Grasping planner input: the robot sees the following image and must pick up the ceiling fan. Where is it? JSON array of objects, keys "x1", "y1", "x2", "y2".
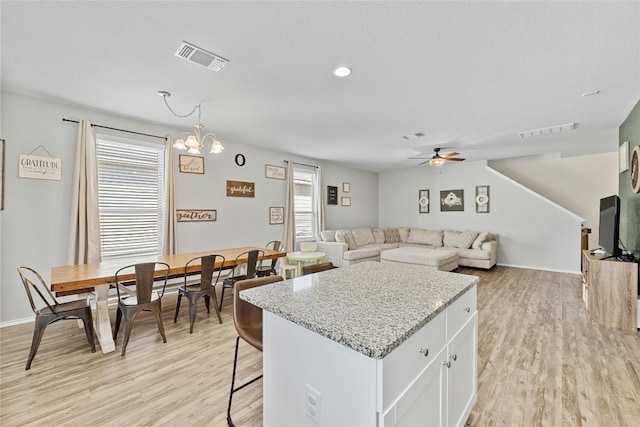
[{"x1": 411, "y1": 148, "x2": 466, "y2": 167}]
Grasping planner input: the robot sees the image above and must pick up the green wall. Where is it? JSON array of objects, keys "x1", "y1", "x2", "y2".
[{"x1": 619, "y1": 99, "x2": 640, "y2": 262}]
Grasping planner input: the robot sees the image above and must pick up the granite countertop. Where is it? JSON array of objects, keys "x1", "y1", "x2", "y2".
[{"x1": 240, "y1": 261, "x2": 478, "y2": 359}]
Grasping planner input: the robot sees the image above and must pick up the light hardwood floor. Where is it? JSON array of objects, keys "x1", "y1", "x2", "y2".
[{"x1": 1, "y1": 266, "x2": 639, "y2": 426}]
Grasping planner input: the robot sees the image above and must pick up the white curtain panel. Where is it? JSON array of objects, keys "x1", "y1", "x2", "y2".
[
  {"x1": 283, "y1": 160, "x2": 296, "y2": 252},
  {"x1": 67, "y1": 120, "x2": 101, "y2": 264},
  {"x1": 315, "y1": 165, "x2": 325, "y2": 238},
  {"x1": 163, "y1": 136, "x2": 177, "y2": 255}
]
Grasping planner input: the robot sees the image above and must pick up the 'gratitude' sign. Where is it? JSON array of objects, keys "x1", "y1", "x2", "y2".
[{"x1": 19, "y1": 154, "x2": 62, "y2": 181}]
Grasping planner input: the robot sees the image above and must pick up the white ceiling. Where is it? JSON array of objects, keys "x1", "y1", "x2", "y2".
[{"x1": 2, "y1": 1, "x2": 639, "y2": 172}]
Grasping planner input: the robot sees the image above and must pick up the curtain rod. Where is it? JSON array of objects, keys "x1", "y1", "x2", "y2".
[
  {"x1": 284, "y1": 160, "x2": 318, "y2": 169},
  {"x1": 62, "y1": 118, "x2": 167, "y2": 140}
]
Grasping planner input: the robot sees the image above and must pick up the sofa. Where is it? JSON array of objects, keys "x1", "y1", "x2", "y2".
[{"x1": 316, "y1": 227, "x2": 498, "y2": 269}]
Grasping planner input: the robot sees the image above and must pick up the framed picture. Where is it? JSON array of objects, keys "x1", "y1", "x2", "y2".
[
  {"x1": 226, "y1": 180, "x2": 255, "y2": 197},
  {"x1": 179, "y1": 154, "x2": 204, "y2": 174},
  {"x1": 341, "y1": 197, "x2": 351, "y2": 206},
  {"x1": 327, "y1": 185, "x2": 338, "y2": 205},
  {"x1": 440, "y1": 189, "x2": 464, "y2": 212},
  {"x1": 620, "y1": 141, "x2": 629, "y2": 172},
  {"x1": 176, "y1": 209, "x2": 217, "y2": 222},
  {"x1": 269, "y1": 206, "x2": 284, "y2": 224},
  {"x1": 418, "y1": 189, "x2": 429, "y2": 213},
  {"x1": 265, "y1": 164, "x2": 286, "y2": 180},
  {"x1": 475, "y1": 185, "x2": 490, "y2": 213},
  {"x1": 343, "y1": 182, "x2": 350, "y2": 193}
]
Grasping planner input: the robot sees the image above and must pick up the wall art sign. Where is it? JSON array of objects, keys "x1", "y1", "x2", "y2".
[
  {"x1": 475, "y1": 185, "x2": 490, "y2": 213},
  {"x1": 341, "y1": 196, "x2": 351, "y2": 207},
  {"x1": 19, "y1": 154, "x2": 62, "y2": 181},
  {"x1": 327, "y1": 185, "x2": 338, "y2": 205},
  {"x1": 265, "y1": 164, "x2": 286, "y2": 180},
  {"x1": 440, "y1": 189, "x2": 464, "y2": 212},
  {"x1": 179, "y1": 155, "x2": 204, "y2": 174},
  {"x1": 235, "y1": 153, "x2": 246, "y2": 167},
  {"x1": 269, "y1": 206, "x2": 284, "y2": 224},
  {"x1": 631, "y1": 145, "x2": 640, "y2": 193},
  {"x1": 418, "y1": 189, "x2": 430, "y2": 213},
  {"x1": 619, "y1": 141, "x2": 629, "y2": 173},
  {"x1": 176, "y1": 209, "x2": 217, "y2": 222},
  {"x1": 226, "y1": 180, "x2": 255, "y2": 197},
  {"x1": 342, "y1": 182, "x2": 350, "y2": 193}
]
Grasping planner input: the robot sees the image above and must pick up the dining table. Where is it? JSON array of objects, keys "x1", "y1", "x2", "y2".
[{"x1": 50, "y1": 246, "x2": 286, "y2": 354}]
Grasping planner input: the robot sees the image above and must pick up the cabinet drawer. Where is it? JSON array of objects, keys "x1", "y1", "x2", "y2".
[
  {"x1": 447, "y1": 286, "x2": 477, "y2": 339},
  {"x1": 381, "y1": 310, "x2": 446, "y2": 412}
]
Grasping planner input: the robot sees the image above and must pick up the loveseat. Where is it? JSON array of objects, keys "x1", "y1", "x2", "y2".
[{"x1": 316, "y1": 227, "x2": 498, "y2": 269}]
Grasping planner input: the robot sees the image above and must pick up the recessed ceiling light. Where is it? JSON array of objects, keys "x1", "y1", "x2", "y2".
[{"x1": 333, "y1": 66, "x2": 352, "y2": 77}]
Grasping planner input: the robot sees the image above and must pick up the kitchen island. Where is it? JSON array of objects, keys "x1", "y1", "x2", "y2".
[{"x1": 241, "y1": 261, "x2": 479, "y2": 426}]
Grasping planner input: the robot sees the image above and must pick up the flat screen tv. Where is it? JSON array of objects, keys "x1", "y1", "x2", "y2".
[{"x1": 598, "y1": 195, "x2": 621, "y2": 257}]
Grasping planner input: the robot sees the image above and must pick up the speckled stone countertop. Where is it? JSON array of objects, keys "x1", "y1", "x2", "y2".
[{"x1": 240, "y1": 261, "x2": 478, "y2": 359}]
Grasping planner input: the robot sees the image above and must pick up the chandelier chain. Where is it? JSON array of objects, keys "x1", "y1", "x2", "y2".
[{"x1": 162, "y1": 94, "x2": 200, "y2": 119}]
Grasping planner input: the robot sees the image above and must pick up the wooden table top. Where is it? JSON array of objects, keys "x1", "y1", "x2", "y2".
[{"x1": 51, "y1": 246, "x2": 286, "y2": 293}]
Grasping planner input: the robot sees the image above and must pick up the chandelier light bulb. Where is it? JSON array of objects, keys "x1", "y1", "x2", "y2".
[
  {"x1": 210, "y1": 139, "x2": 224, "y2": 154},
  {"x1": 188, "y1": 146, "x2": 201, "y2": 155},
  {"x1": 173, "y1": 138, "x2": 186, "y2": 150}
]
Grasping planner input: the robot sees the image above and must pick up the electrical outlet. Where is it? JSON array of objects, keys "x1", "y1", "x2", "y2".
[{"x1": 305, "y1": 384, "x2": 321, "y2": 424}]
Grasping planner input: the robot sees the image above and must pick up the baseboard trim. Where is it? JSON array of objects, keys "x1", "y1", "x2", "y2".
[{"x1": 497, "y1": 262, "x2": 581, "y2": 275}]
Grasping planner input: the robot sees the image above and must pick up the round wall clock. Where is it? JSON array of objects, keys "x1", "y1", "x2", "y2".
[{"x1": 631, "y1": 145, "x2": 640, "y2": 193}]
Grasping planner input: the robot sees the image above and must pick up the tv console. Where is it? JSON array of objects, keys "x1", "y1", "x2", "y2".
[{"x1": 581, "y1": 250, "x2": 638, "y2": 331}]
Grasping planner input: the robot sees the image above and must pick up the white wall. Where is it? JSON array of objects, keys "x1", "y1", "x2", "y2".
[
  {"x1": 489, "y1": 152, "x2": 618, "y2": 249},
  {"x1": 378, "y1": 161, "x2": 584, "y2": 273},
  {"x1": 0, "y1": 91, "x2": 378, "y2": 324}
]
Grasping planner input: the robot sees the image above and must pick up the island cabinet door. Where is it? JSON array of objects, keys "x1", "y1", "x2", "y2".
[
  {"x1": 445, "y1": 312, "x2": 478, "y2": 427},
  {"x1": 381, "y1": 348, "x2": 446, "y2": 427}
]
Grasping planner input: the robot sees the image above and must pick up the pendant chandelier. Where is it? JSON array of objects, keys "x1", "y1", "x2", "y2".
[{"x1": 158, "y1": 91, "x2": 224, "y2": 155}]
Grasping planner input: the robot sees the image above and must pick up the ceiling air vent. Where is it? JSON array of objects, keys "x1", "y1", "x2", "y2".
[
  {"x1": 175, "y1": 41, "x2": 229, "y2": 72},
  {"x1": 519, "y1": 122, "x2": 576, "y2": 138}
]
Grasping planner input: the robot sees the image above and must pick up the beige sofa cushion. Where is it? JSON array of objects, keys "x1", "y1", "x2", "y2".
[
  {"x1": 352, "y1": 228, "x2": 375, "y2": 247},
  {"x1": 443, "y1": 230, "x2": 461, "y2": 247},
  {"x1": 320, "y1": 230, "x2": 336, "y2": 242},
  {"x1": 342, "y1": 246, "x2": 380, "y2": 261},
  {"x1": 472, "y1": 232, "x2": 489, "y2": 249},
  {"x1": 455, "y1": 230, "x2": 479, "y2": 249},
  {"x1": 407, "y1": 228, "x2": 443, "y2": 247},
  {"x1": 398, "y1": 227, "x2": 410, "y2": 242},
  {"x1": 383, "y1": 228, "x2": 401, "y2": 243}
]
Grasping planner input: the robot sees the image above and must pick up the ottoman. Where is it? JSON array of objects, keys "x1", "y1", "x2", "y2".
[{"x1": 380, "y1": 246, "x2": 459, "y2": 271}]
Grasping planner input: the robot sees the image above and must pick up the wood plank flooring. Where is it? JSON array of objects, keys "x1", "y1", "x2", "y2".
[{"x1": 1, "y1": 266, "x2": 639, "y2": 426}]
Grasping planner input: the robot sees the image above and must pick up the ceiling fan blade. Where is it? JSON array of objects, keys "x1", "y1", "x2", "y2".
[
  {"x1": 418, "y1": 160, "x2": 429, "y2": 165},
  {"x1": 445, "y1": 157, "x2": 465, "y2": 162},
  {"x1": 442, "y1": 152, "x2": 460, "y2": 157},
  {"x1": 409, "y1": 157, "x2": 430, "y2": 159}
]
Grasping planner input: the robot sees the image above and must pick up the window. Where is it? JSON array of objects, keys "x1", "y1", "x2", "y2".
[
  {"x1": 293, "y1": 164, "x2": 319, "y2": 242},
  {"x1": 96, "y1": 135, "x2": 165, "y2": 259}
]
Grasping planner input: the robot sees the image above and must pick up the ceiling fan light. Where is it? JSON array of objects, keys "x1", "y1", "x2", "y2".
[{"x1": 429, "y1": 157, "x2": 445, "y2": 167}]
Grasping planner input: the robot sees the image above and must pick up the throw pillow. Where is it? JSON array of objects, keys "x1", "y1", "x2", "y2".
[
  {"x1": 472, "y1": 232, "x2": 489, "y2": 249},
  {"x1": 320, "y1": 230, "x2": 336, "y2": 242},
  {"x1": 334, "y1": 230, "x2": 347, "y2": 244},
  {"x1": 407, "y1": 228, "x2": 444, "y2": 247},
  {"x1": 397, "y1": 227, "x2": 410, "y2": 242},
  {"x1": 443, "y1": 230, "x2": 461, "y2": 247},
  {"x1": 342, "y1": 230, "x2": 357, "y2": 250},
  {"x1": 455, "y1": 230, "x2": 479, "y2": 249},
  {"x1": 352, "y1": 228, "x2": 375, "y2": 247},
  {"x1": 372, "y1": 228, "x2": 385, "y2": 244},
  {"x1": 383, "y1": 228, "x2": 401, "y2": 243}
]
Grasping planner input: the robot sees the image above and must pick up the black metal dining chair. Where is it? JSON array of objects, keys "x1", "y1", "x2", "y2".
[
  {"x1": 18, "y1": 266, "x2": 96, "y2": 370},
  {"x1": 256, "y1": 240, "x2": 282, "y2": 277},
  {"x1": 174, "y1": 254, "x2": 225, "y2": 333},
  {"x1": 113, "y1": 262, "x2": 170, "y2": 356},
  {"x1": 219, "y1": 249, "x2": 263, "y2": 312}
]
